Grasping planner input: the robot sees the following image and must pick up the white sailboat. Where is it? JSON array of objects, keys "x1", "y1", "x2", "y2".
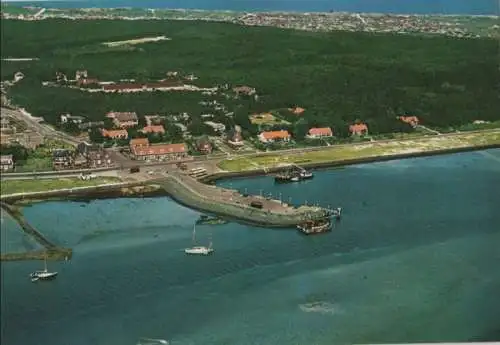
[
  {"x1": 30, "y1": 255, "x2": 58, "y2": 282},
  {"x1": 184, "y1": 224, "x2": 214, "y2": 255}
]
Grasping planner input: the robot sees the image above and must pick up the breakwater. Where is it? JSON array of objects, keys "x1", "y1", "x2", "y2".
[
  {"x1": 0, "y1": 202, "x2": 72, "y2": 261},
  {"x1": 156, "y1": 173, "x2": 329, "y2": 228},
  {"x1": 204, "y1": 143, "x2": 500, "y2": 183}
]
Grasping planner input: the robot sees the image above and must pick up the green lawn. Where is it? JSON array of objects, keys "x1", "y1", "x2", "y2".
[
  {"x1": 218, "y1": 130, "x2": 500, "y2": 171},
  {"x1": 1, "y1": 177, "x2": 122, "y2": 195}
]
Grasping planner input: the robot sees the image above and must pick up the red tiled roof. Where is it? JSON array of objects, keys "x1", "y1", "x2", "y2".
[
  {"x1": 101, "y1": 129, "x2": 128, "y2": 138},
  {"x1": 129, "y1": 138, "x2": 149, "y2": 147},
  {"x1": 398, "y1": 116, "x2": 419, "y2": 125},
  {"x1": 308, "y1": 127, "x2": 333, "y2": 136},
  {"x1": 260, "y1": 130, "x2": 291, "y2": 140},
  {"x1": 132, "y1": 143, "x2": 187, "y2": 156},
  {"x1": 289, "y1": 107, "x2": 305, "y2": 115},
  {"x1": 349, "y1": 123, "x2": 368, "y2": 133},
  {"x1": 141, "y1": 125, "x2": 165, "y2": 134}
]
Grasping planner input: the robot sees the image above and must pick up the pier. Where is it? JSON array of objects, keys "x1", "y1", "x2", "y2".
[{"x1": 154, "y1": 172, "x2": 330, "y2": 227}]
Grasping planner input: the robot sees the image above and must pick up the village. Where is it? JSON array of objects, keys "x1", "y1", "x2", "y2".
[{"x1": 1, "y1": 67, "x2": 428, "y2": 174}]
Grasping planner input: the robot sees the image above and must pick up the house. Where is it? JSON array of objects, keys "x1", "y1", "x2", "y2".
[
  {"x1": 233, "y1": 85, "x2": 256, "y2": 96},
  {"x1": 60, "y1": 113, "x2": 85, "y2": 124},
  {"x1": 141, "y1": 125, "x2": 165, "y2": 135},
  {"x1": 77, "y1": 142, "x2": 112, "y2": 168},
  {"x1": 398, "y1": 116, "x2": 420, "y2": 128},
  {"x1": 204, "y1": 121, "x2": 226, "y2": 133},
  {"x1": 106, "y1": 112, "x2": 138, "y2": 128},
  {"x1": 75, "y1": 70, "x2": 88, "y2": 80},
  {"x1": 129, "y1": 137, "x2": 149, "y2": 149},
  {"x1": 227, "y1": 125, "x2": 244, "y2": 148},
  {"x1": 14, "y1": 72, "x2": 24, "y2": 82},
  {"x1": 131, "y1": 143, "x2": 188, "y2": 161},
  {"x1": 289, "y1": 106, "x2": 305, "y2": 115},
  {"x1": 1, "y1": 117, "x2": 12, "y2": 132},
  {"x1": 76, "y1": 78, "x2": 99, "y2": 86},
  {"x1": 144, "y1": 115, "x2": 163, "y2": 126},
  {"x1": 258, "y1": 130, "x2": 291, "y2": 143},
  {"x1": 101, "y1": 129, "x2": 128, "y2": 140},
  {"x1": 52, "y1": 149, "x2": 74, "y2": 170},
  {"x1": 0, "y1": 154, "x2": 14, "y2": 171},
  {"x1": 78, "y1": 121, "x2": 105, "y2": 131},
  {"x1": 349, "y1": 123, "x2": 369, "y2": 136},
  {"x1": 196, "y1": 137, "x2": 213, "y2": 154},
  {"x1": 307, "y1": 127, "x2": 333, "y2": 139}
]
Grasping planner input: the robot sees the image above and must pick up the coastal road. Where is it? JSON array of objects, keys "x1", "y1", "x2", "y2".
[
  {"x1": 1, "y1": 107, "x2": 82, "y2": 146},
  {"x1": 1, "y1": 128, "x2": 499, "y2": 179}
]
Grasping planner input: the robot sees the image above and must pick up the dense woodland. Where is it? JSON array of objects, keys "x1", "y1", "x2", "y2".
[{"x1": 1, "y1": 19, "x2": 499, "y2": 140}]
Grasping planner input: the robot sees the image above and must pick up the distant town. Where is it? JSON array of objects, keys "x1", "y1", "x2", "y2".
[{"x1": 1, "y1": 5, "x2": 499, "y2": 39}]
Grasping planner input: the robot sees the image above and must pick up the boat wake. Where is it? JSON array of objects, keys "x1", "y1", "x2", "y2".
[
  {"x1": 137, "y1": 338, "x2": 169, "y2": 345},
  {"x1": 298, "y1": 301, "x2": 342, "y2": 315}
]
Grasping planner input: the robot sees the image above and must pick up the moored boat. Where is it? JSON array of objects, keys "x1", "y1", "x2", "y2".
[
  {"x1": 30, "y1": 256, "x2": 58, "y2": 282},
  {"x1": 297, "y1": 218, "x2": 332, "y2": 235}
]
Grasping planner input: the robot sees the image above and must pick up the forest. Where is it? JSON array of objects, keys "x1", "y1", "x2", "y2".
[{"x1": 1, "y1": 19, "x2": 499, "y2": 140}]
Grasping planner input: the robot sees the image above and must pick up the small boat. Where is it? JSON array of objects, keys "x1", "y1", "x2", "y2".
[
  {"x1": 332, "y1": 207, "x2": 342, "y2": 220},
  {"x1": 299, "y1": 170, "x2": 313, "y2": 180},
  {"x1": 297, "y1": 218, "x2": 332, "y2": 235},
  {"x1": 137, "y1": 337, "x2": 169, "y2": 345},
  {"x1": 196, "y1": 215, "x2": 228, "y2": 225},
  {"x1": 30, "y1": 256, "x2": 58, "y2": 282},
  {"x1": 185, "y1": 224, "x2": 214, "y2": 255}
]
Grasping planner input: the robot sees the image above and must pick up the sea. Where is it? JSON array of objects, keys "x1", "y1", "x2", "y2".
[
  {"x1": 1, "y1": 149, "x2": 500, "y2": 345},
  {"x1": 3, "y1": 0, "x2": 499, "y2": 15}
]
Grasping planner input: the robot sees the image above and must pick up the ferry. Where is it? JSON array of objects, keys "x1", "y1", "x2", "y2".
[
  {"x1": 274, "y1": 167, "x2": 313, "y2": 183},
  {"x1": 297, "y1": 218, "x2": 332, "y2": 235}
]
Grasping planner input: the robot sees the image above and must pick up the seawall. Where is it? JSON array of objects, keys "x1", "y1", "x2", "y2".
[{"x1": 202, "y1": 143, "x2": 500, "y2": 183}]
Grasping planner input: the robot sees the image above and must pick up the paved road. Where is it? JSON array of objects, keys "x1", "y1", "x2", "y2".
[{"x1": 1, "y1": 107, "x2": 82, "y2": 146}]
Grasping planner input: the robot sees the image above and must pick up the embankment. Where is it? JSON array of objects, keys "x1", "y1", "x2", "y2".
[
  {"x1": 0, "y1": 181, "x2": 163, "y2": 204},
  {"x1": 204, "y1": 143, "x2": 500, "y2": 183}
]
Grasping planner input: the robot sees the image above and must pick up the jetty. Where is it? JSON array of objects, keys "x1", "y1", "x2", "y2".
[
  {"x1": 153, "y1": 172, "x2": 330, "y2": 227},
  {"x1": 0, "y1": 202, "x2": 72, "y2": 261}
]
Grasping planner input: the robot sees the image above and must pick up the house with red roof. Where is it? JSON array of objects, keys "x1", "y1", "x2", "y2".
[
  {"x1": 101, "y1": 129, "x2": 128, "y2": 140},
  {"x1": 141, "y1": 125, "x2": 166, "y2": 135},
  {"x1": 349, "y1": 123, "x2": 369, "y2": 136},
  {"x1": 258, "y1": 130, "x2": 291, "y2": 143},
  {"x1": 398, "y1": 116, "x2": 420, "y2": 128},
  {"x1": 131, "y1": 143, "x2": 188, "y2": 161},
  {"x1": 307, "y1": 127, "x2": 333, "y2": 139}
]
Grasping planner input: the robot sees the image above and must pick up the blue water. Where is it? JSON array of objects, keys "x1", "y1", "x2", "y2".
[
  {"x1": 4, "y1": 0, "x2": 498, "y2": 15},
  {"x1": 1, "y1": 149, "x2": 500, "y2": 344}
]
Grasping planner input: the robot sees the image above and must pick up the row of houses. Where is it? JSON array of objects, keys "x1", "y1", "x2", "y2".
[
  {"x1": 52, "y1": 142, "x2": 113, "y2": 170},
  {"x1": 257, "y1": 116, "x2": 420, "y2": 143}
]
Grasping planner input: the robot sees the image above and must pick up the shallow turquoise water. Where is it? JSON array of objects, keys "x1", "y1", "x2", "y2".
[{"x1": 1, "y1": 149, "x2": 499, "y2": 345}]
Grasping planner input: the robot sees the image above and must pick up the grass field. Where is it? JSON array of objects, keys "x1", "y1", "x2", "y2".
[
  {"x1": 249, "y1": 113, "x2": 291, "y2": 126},
  {"x1": 218, "y1": 130, "x2": 500, "y2": 171},
  {"x1": 1, "y1": 177, "x2": 122, "y2": 195}
]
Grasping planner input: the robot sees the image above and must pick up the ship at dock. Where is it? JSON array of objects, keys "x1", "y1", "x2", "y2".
[
  {"x1": 297, "y1": 208, "x2": 342, "y2": 235},
  {"x1": 297, "y1": 218, "x2": 332, "y2": 235},
  {"x1": 274, "y1": 165, "x2": 314, "y2": 183}
]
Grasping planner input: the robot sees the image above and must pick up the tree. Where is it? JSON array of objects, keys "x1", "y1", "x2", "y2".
[
  {"x1": 89, "y1": 128, "x2": 104, "y2": 143},
  {"x1": 0, "y1": 144, "x2": 30, "y2": 162}
]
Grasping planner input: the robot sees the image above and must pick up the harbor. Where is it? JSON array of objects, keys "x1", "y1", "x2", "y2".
[{"x1": 2, "y1": 149, "x2": 499, "y2": 345}]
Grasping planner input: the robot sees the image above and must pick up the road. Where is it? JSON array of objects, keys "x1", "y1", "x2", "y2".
[{"x1": 1, "y1": 107, "x2": 82, "y2": 146}]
